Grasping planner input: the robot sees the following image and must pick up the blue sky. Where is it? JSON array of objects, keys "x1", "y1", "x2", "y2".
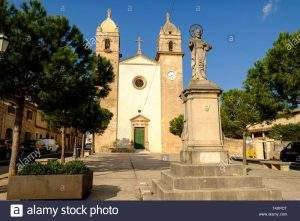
[{"x1": 10, "y1": 0, "x2": 300, "y2": 90}]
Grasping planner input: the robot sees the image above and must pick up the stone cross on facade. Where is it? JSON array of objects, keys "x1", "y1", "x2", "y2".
[
  {"x1": 189, "y1": 28, "x2": 212, "y2": 80},
  {"x1": 136, "y1": 36, "x2": 143, "y2": 55}
]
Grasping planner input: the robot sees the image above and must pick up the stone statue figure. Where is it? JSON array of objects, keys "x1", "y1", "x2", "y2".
[{"x1": 189, "y1": 27, "x2": 212, "y2": 80}]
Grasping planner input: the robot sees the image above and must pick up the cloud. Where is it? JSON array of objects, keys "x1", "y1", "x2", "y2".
[{"x1": 262, "y1": 0, "x2": 281, "y2": 19}]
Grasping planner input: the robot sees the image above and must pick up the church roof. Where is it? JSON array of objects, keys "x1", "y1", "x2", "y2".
[
  {"x1": 120, "y1": 54, "x2": 158, "y2": 65},
  {"x1": 98, "y1": 9, "x2": 119, "y2": 33},
  {"x1": 159, "y1": 13, "x2": 181, "y2": 36}
]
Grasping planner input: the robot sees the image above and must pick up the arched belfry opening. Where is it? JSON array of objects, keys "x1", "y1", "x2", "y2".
[
  {"x1": 168, "y1": 41, "x2": 174, "y2": 51},
  {"x1": 104, "y1": 38, "x2": 110, "y2": 50}
]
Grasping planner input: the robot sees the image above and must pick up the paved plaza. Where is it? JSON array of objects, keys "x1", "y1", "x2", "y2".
[{"x1": 1, "y1": 153, "x2": 300, "y2": 200}]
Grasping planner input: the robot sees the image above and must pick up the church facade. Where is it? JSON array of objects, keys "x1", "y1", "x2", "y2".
[{"x1": 94, "y1": 10, "x2": 183, "y2": 153}]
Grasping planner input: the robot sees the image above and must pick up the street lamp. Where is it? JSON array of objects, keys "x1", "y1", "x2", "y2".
[{"x1": 0, "y1": 33, "x2": 9, "y2": 53}]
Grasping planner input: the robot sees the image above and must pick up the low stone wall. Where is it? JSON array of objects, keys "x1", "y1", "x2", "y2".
[
  {"x1": 223, "y1": 138, "x2": 243, "y2": 157},
  {"x1": 224, "y1": 137, "x2": 289, "y2": 160}
]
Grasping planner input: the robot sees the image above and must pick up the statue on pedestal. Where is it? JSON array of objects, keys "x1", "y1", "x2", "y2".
[{"x1": 189, "y1": 24, "x2": 212, "y2": 80}]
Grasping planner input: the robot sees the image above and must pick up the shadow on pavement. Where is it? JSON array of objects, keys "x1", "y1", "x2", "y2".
[{"x1": 88, "y1": 185, "x2": 121, "y2": 200}]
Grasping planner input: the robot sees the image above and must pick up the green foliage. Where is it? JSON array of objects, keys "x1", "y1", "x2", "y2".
[
  {"x1": 0, "y1": 0, "x2": 114, "y2": 174},
  {"x1": 0, "y1": 0, "x2": 16, "y2": 34},
  {"x1": 63, "y1": 160, "x2": 90, "y2": 175},
  {"x1": 72, "y1": 102, "x2": 113, "y2": 135},
  {"x1": 45, "y1": 159, "x2": 64, "y2": 174},
  {"x1": 269, "y1": 123, "x2": 300, "y2": 141},
  {"x1": 68, "y1": 55, "x2": 115, "y2": 136},
  {"x1": 221, "y1": 89, "x2": 261, "y2": 138},
  {"x1": 18, "y1": 160, "x2": 90, "y2": 175},
  {"x1": 169, "y1": 114, "x2": 184, "y2": 137},
  {"x1": 93, "y1": 55, "x2": 115, "y2": 98},
  {"x1": 0, "y1": 0, "x2": 49, "y2": 99},
  {"x1": 18, "y1": 162, "x2": 46, "y2": 175},
  {"x1": 223, "y1": 31, "x2": 300, "y2": 139},
  {"x1": 244, "y1": 31, "x2": 300, "y2": 113}
]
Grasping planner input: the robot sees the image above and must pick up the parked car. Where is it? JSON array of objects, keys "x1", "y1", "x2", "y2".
[
  {"x1": 20, "y1": 140, "x2": 37, "y2": 151},
  {"x1": 84, "y1": 143, "x2": 92, "y2": 150},
  {"x1": 19, "y1": 140, "x2": 39, "y2": 159},
  {"x1": 36, "y1": 139, "x2": 60, "y2": 153},
  {"x1": 0, "y1": 139, "x2": 10, "y2": 160},
  {"x1": 280, "y1": 141, "x2": 300, "y2": 162}
]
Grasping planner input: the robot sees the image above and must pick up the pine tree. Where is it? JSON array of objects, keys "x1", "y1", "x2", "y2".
[{"x1": 0, "y1": 0, "x2": 96, "y2": 174}]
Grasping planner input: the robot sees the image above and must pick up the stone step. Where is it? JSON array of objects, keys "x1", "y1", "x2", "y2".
[
  {"x1": 170, "y1": 162, "x2": 246, "y2": 177},
  {"x1": 152, "y1": 180, "x2": 282, "y2": 200},
  {"x1": 161, "y1": 171, "x2": 263, "y2": 190}
]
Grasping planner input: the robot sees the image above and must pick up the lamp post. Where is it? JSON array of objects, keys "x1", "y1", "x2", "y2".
[{"x1": 0, "y1": 33, "x2": 9, "y2": 53}]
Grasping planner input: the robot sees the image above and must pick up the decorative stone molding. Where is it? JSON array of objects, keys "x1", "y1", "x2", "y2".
[{"x1": 130, "y1": 115, "x2": 150, "y2": 150}]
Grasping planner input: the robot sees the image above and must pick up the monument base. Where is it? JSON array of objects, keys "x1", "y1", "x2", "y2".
[
  {"x1": 180, "y1": 148, "x2": 229, "y2": 164},
  {"x1": 151, "y1": 161, "x2": 282, "y2": 200}
]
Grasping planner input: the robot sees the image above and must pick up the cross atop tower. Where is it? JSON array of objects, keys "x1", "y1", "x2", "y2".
[
  {"x1": 135, "y1": 36, "x2": 143, "y2": 55},
  {"x1": 166, "y1": 12, "x2": 170, "y2": 22},
  {"x1": 107, "y1": 8, "x2": 112, "y2": 18}
]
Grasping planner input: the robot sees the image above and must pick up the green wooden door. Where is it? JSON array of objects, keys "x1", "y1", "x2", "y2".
[{"x1": 134, "y1": 127, "x2": 145, "y2": 149}]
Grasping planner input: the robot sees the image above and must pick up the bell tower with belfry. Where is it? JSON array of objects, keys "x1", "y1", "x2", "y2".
[
  {"x1": 95, "y1": 9, "x2": 120, "y2": 151},
  {"x1": 156, "y1": 13, "x2": 184, "y2": 153}
]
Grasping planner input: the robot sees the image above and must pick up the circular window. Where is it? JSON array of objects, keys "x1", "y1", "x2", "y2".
[{"x1": 133, "y1": 76, "x2": 146, "y2": 89}]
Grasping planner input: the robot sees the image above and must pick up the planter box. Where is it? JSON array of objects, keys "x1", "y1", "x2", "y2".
[{"x1": 7, "y1": 171, "x2": 93, "y2": 200}]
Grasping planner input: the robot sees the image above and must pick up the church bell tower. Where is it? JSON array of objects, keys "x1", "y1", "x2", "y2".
[
  {"x1": 95, "y1": 9, "x2": 120, "y2": 151},
  {"x1": 156, "y1": 13, "x2": 184, "y2": 153}
]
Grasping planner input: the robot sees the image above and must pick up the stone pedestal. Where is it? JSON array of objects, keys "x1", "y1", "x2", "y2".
[
  {"x1": 151, "y1": 79, "x2": 282, "y2": 200},
  {"x1": 180, "y1": 80, "x2": 227, "y2": 164}
]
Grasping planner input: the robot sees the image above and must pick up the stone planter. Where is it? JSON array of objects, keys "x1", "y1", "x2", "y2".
[{"x1": 7, "y1": 171, "x2": 93, "y2": 200}]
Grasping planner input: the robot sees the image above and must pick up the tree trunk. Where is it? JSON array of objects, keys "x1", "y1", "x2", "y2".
[
  {"x1": 60, "y1": 127, "x2": 65, "y2": 164},
  {"x1": 73, "y1": 129, "x2": 78, "y2": 159},
  {"x1": 80, "y1": 133, "x2": 85, "y2": 158},
  {"x1": 8, "y1": 97, "x2": 25, "y2": 177},
  {"x1": 91, "y1": 133, "x2": 95, "y2": 154},
  {"x1": 242, "y1": 131, "x2": 247, "y2": 165}
]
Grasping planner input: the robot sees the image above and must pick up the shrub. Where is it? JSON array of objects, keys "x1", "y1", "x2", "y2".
[
  {"x1": 169, "y1": 114, "x2": 184, "y2": 137},
  {"x1": 17, "y1": 160, "x2": 90, "y2": 175},
  {"x1": 46, "y1": 160, "x2": 64, "y2": 174},
  {"x1": 63, "y1": 160, "x2": 90, "y2": 174},
  {"x1": 18, "y1": 162, "x2": 46, "y2": 175}
]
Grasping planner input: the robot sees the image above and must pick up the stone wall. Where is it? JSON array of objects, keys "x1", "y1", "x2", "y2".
[
  {"x1": 223, "y1": 137, "x2": 243, "y2": 157},
  {"x1": 223, "y1": 137, "x2": 290, "y2": 160}
]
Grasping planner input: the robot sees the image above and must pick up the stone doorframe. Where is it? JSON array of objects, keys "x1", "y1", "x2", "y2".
[{"x1": 130, "y1": 115, "x2": 150, "y2": 151}]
